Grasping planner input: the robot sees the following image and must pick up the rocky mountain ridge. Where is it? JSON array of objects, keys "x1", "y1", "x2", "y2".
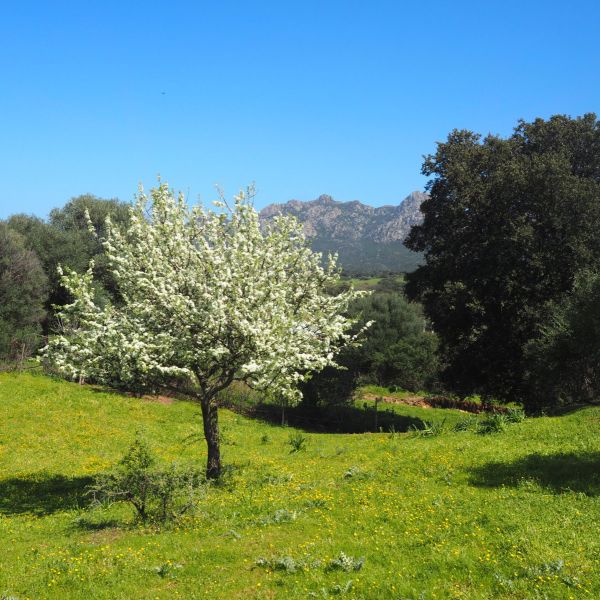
[{"x1": 260, "y1": 191, "x2": 427, "y2": 243}]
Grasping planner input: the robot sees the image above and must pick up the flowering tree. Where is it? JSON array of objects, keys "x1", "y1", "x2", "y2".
[{"x1": 44, "y1": 182, "x2": 366, "y2": 478}]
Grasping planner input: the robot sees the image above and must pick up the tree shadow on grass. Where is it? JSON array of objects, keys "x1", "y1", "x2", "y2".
[
  {"x1": 469, "y1": 451, "x2": 600, "y2": 496},
  {"x1": 226, "y1": 401, "x2": 426, "y2": 434},
  {"x1": 0, "y1": 473, "x2": 94, "y2": 516}
]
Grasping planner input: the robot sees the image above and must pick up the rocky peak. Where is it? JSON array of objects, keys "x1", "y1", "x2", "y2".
[{"x1": 259, "y1": 191, "x2": 427, "y2": 243}]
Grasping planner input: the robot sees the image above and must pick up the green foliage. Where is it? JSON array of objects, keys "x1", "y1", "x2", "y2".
[
  {"x1": 526, "y1": 270, "x2": 600, "y2": 411},
  {"x1": 308, "y1": 286, "x2": 440, "y2": 406},
  {"x1": 410, "y1": 418, "x2": 446, "y2": 437},
  {"x1": 325, "y1": 552, "x2": 365, "y2": 573},
  {"x1": 342, "y1": 466, "x2": 369, "y2": 480},
  {"x1": 256, "y1": 555, "x2": 322, "y2": 573},
  {"x1": 287, "y1": 431, "x2": 308, "y2": 453},
  {"x1": 150, "y1": 561, "x2": 183, "y2": 579},
  {"x1": 0, "y1": 224, "x2": 48, "y2": 361},
  {"x1": 299, "y1": 365, "x2": 358, "y2": 408},
  {"x1": 87, "y1": 434, "x2": 205, "y2": 524},
  {"x1": 452, "y1": 414, "x2": 479, "y2": 432},
  {"x1": 258, "y1": 508, "x2": 298, "y2": 525},
  {"x1": 406, "y1": 114, "x2": 600, "y2": 408},
  {"x1": 477, "y1": 413, "x2": 509, "y2": 434},
  {"x1": 504, "y1": 407, "x2": 526, "y2": 423},
  {"x1": 6, "y1": 196, "x2": 130, "y2": 331},
  {"x1": 341, "y1": 291, "x2": 440, "y2": 391}
]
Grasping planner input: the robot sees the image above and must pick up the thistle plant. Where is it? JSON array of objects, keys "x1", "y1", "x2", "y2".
[{"x1": 43, "y1": 180, "x2": 368, "y2": 478}]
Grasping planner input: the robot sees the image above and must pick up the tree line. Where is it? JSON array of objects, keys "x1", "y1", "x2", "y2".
[{"x1": 0, "y1": 195, "x2": 130, "y2": 361}]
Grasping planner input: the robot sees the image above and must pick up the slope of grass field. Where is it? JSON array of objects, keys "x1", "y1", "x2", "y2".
[{"x1": 1, "y1": 372, "x2": 599, "y2": 599}]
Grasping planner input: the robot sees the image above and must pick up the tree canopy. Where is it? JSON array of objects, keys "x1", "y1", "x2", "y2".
[
  {"x1": 0, "y1": 223, "x2": 48, "y2": 360},
  {"x1": 405, "y1": 113, "x2": 600, "y2": 407},
  {"x1": 526, "y1": 270, "x2": 600, "y2": 410},
  {"x1": 7, "y1": 195, "x2": 131, "y2": 317}
]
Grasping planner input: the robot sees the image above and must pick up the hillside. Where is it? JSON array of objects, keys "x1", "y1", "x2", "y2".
[
  {"x1": 1, "y1": 373, "x2": 600, "y2": 598},
  {"x1": 259, "y1": 192, "x2": 426, "y2": 273}
]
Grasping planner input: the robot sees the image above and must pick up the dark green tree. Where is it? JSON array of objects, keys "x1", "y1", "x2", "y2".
[
  {"x1": 346, "y1": 291, "x2": 439, "y2": 390},
  {"x1": 406, "y1": 114, "x2": 600, "y2": 407},
  {"x1": 48, "y1": 194, "x2": 131, "y2": 304},
  {"x1": 0, "y1": 224, "x2": 48, "y2": 360},
  {"x1": 526, "y1": 270, "x2": 600, "y2": 411},
  {"x1": 7, "y1": 194, "x2": 130, "y2": 324},
  {"x1": 302, "y1": 290, "x2": 440, "y2": 404}
]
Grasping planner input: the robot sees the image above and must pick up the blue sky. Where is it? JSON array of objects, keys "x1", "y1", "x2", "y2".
[{"x1": 1, "y1": 0, "x2": 599, "y2": 219}]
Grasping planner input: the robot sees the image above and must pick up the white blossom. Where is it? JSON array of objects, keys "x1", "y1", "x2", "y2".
[{"x1": 42, "y1": 181, "x2": 369, "y2": 476}]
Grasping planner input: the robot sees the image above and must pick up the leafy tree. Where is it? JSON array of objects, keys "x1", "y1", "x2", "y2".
[
  {"x1": 6, "y1": 214, "x2": 88, "y2": 315},
  {"x1": 346, "y1": 292, "x2": 439, "y2": 390},
  {"x1": 0, "y1": 224, "x2": 48, "y2": 360},
  {"x1": 371, "y1": 333, "x2": 439, "y2": 392},
  {"x1": 526, "y1": 270, "x2": 600, "y2": 411},
  {"x1": 43, "y1": 183, "x2": 365, "y2": 478},
  {"x1": 299, "y1": 364, "x2": 359, "y2": 408},
  {"x1": 7, "y1": 195, "x2": 130, "y2": 322},
  {"x1": 301, "y1": 291, "x2": 439, "y2": 403},
  {"x1": 406, "y1": 114, "x2": 600, "y2": 406}
]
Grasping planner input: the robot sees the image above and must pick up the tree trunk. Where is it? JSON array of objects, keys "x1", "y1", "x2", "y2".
[{"x1": 200, "y1": 396, "x2": 221, "y2": 479}]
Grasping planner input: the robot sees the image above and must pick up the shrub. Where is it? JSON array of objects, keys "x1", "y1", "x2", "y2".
[
  {"x1": 526, "y1": 270, "x2": 600, "y2": 412},
  {"x1": 299, "y1": 365, "x2": 359, "y2": 408},
  {"x1": 505, "y1": 407, "x2": 526, "y2": 423},
  {"x1": 410, "y1": 419, "x2": 446, "y2": 437},
  {"x1": 87, "y1": 434, "x2": 206, "y2": 524},
  {"x1": 287, "y1": 431, "x2": 308, "y2": 453},
  {"x1": 325, "y1": 552, "x2": 365, "y2": 573},
  {"x1": 259, "y1": 508, "x2": 298, "y2": 525},
  {"x1": 343, "y1": 466, "x2": 369, "y2": 480},
  {"x1": 255, "y1": 555, "x2": 321, "y2": 573},
  {"x1": 452, "y1": 415, "x2": 478, "y2": 432},
  {"x1": 477, "y1": 413, "x2": 508, "y2": 434},
  {"x1": 342, "y1": 291, "x2": 441, "y2": 391}
]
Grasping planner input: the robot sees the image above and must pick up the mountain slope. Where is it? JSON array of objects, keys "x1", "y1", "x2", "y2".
[{"x1": 259, "y1": 192, "x2": 426, "y2": 273}]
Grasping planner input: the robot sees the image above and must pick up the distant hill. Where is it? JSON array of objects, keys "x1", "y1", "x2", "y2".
[{"x1": 259, "y1": 191, "x2": 427, "y2": 273}]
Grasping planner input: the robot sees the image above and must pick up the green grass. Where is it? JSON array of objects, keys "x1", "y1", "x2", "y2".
[
  {"x1": 344, "y1": 275, "x2": 404, "y2": 291},
  {"x1": 346, "y1": 277, "x2": 382, "y2": 289},
  {"x1": 1, "y1": 372, "x2": 600, "y2": 599},
  {"x1": 359, "y1": 384, "x2": 428, "y2": 399},
  {"x1": 357, "y1": 395, "x2": 466, "y2": 430}
]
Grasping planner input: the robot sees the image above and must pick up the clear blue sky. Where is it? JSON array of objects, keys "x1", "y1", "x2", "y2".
[{"x1": 1, "y1": 0, "x2": 599, "y2": 219}]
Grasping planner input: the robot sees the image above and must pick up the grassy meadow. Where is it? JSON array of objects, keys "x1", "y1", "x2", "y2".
[{"x1": 1, "y1": 372, "x2": 600, "y2": 599}]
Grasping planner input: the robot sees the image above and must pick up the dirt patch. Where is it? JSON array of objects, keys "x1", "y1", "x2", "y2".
[
  {"x1": 142, "y1": 394, "x2": 175, "y2": 405},
  {"x1": 363, "y1": 393, "x2": 431, "y2": 408},
  {"x1": 87, "y1": 527, "x2": 124, "y2": 545},
  {"x1": 363, "y1": 393, "x2": 508, "y2": 414}
]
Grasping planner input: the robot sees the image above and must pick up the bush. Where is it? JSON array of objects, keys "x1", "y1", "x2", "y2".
[
  {"x1": 410, "y1": 419, "x2": 446, "y2": 437},
  {"x1": 342, "y1": 291, "x2": 441, "y2": 391},
  {"x1": 299, "y1": 365, "x2": 358, "y2": 409},
  {"x1": 325, "y1": 552, "x2": 365, "y2": 573},
  {"x1": 452, "y1": 415, "x2": 479, "y2": 432},
  {"x1": 287, "y1": 431, "x2": 308, "y2": 453},
  {"x1": 505, "y1": 408, "x2": 526, "y2": 423},
  {"x1": 477, "y1": 413, "x2": 508, "y2": 434},
  {"x1": 87, "y1": 435, "x2": 206, "y2": 524},
  {"x1": 526, "y1": 270, "x2": 600, "y2": 412},
  {"x1": 0, "y1": 224, "x2": 48, "y2": 363}
]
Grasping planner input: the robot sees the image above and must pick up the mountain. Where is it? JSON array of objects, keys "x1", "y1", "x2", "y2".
[{"x1": 259, "y1": 191, "x2": 427, "y2": 273}]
